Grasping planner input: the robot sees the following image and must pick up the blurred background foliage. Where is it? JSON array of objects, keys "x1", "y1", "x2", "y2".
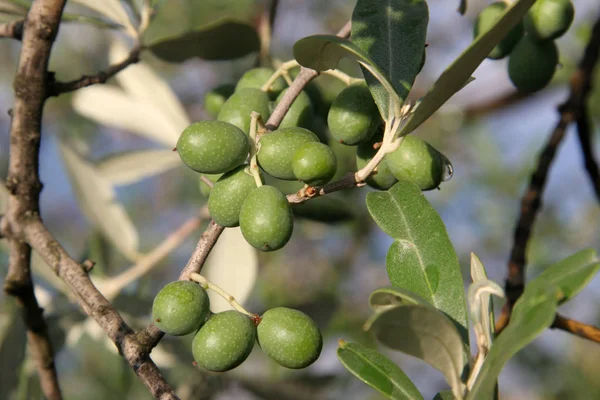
[{"x1": 1, "y1": 0, "x2": 600, "y2": 399}]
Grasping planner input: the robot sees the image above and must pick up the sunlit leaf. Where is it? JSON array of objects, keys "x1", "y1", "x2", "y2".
[
  {"x1": 338, "y1": 341, "x2": 423, "y2": 400},
  {"x1": 58, "y1": 141, "x2": 139, "y2": 261},
  {"x1": 365, "y1": 305, "x2": 466, "y2": 398},
  {"x1": 351, "y1": 0, "x2": 428, "y2": 118},
  {"x1": 97, "y1": 149, "x2": 181, "y2": 186},
  {"x1": 110, "y1": 39, "x2": 190, "y2": 131},
  {"x1": 527, "y1": 249, "x2": 600, "y2": 304},
  {"x1": 293, "y1": 34, "x2": 402, "y2": 120},
  {"x1": 72, "y1": 86, "x2": 180, "y2": 148},
  {"x1": 369, "y1": 286, "x2": 432, "y2": 313},
  {"x1": 202, "y1": 227, "x2": 258, "y2": 312},
  {"x1": 366, "y1": 181, "x2": 468, "y2": 343},
  {"x1": 466, "y1": 286, "x2": 558, "y2": 400},
  {"x1": 398, "y1": 0, "x2": 535, "y2": 136}
]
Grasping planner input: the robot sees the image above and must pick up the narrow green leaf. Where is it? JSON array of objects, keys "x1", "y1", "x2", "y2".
[
  {"x1": 398, "y1": 0, "x2": 536, "y2": 136},
  {"x1": 366, "y1": 181, "x2": 468, "y2": 343},
  {"x1": 351, "y1": 0, "x2": 428, "y2": 118},
  {"x1": 293, "y1": 34, "x2": 402, "y2": 120},
  {"x1": 527, "y1": 249, "x2": 600, "y2": 303},
  {"x1": 369, "y1": 286, "x2": 432, "y2": 313},
  {"x1": 365, "y1": 305, "x2": 466, "y2": 397},
  {"x1": 338, "y1": 341, "x2": 423, "y2": 400},
  {"x1": 466, "y1": 287, "x2": 558, "y2": 400}
]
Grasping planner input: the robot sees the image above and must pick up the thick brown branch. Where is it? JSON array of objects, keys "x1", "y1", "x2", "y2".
[
  {"x1": 576, "y1": 108, "x2": 600, "y2": 202},
  {"x1": 47, "y1": 44, "x2": 142, "y2": 97},
  {"x1": 0, "y1": 19, "x2": 24, "y2": 40},
  {"x1": 24, "y1": 219, "x2": 178, "y2": 400},
  {"x1": 551, "y1": 313, "x2": 600, "y2": 343},
  {"x1": 497, "y1": 15, "x2": 600, "y2": 333}
]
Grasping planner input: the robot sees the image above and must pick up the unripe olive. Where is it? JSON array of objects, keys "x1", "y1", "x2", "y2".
[
  {"x1": 508, "y1": 36, "x2": 558, "y2": 93},
  {"x1": 218, "y1": 88, "x2": 271, "y2": 134},
  {"x1": 292, "y1": 142, "x2": 337, "y2": 186},
  {"x1": 257, "y1": 127, "x2": 319, "y2": 180},
  {"x1": 152, "y1": 281, "x2": 210, "y2": 336},
  {"x1": 473, "y1": 2, "x2": 524, "y2": 59},
  {"x1": 257, "y1": 307, "x2": 322, "y2": 369},
  {"x1": 192, "y1": 311, "x2": 256, "y2": 372},
  {"x1": 356, "y1": 135, "x2": 397, "y2": 190},
  {"x1": 386, "y1": 135, "x2": 450, "y2": 191},
  {"x1": 276, "y1": 89, "x2": 315, "y2": 129},
  {"x1": 177, "y1": 121, "x2": 249, "y2": 174},
  {"x1": 204, "y1": 84, "x2": 235, "y2": 118},
  {"x1": 239, "y1": 185, "x2": 293, "y2": 251},
  {"x1": 328, "y1": 82, "x2": 380, "y2": 145},
  {"x1": 199, "y1": 173, "x2": 222, "y2": 197},
  {"x1": 208, "y1": 165, "x2": 258, "y2": 227},
  {"x1": 236, "y1": 67, "x2": 286, "y2": 100},
  {"x1": 525, "y1": 0, "x2": 574, "y2": 41}
]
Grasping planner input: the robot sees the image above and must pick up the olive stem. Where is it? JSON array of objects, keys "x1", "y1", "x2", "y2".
[
  {"x1": 249, "y1": 111, "x2": 264, "y2": 187},
  {"x1": 354, "y1": 117, "x2": 404, "y2": 182},
  {"x1": 319, "y1": 69, "x2": 358, "y2": 86},
  {"x1": 260, "y1": 60, "x2": 299, "y2": 92},
  {"x1": 189, "y1": 273, "x2": 254, "y2": 318}
]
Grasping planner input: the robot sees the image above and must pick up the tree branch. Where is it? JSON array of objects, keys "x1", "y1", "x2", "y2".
[
  {"x1": 576, "y1": 108, "x2": 600, "y2": 202},
  {"x1": 0, "y1": 19, "x2": 24, "y2": 40},
  {"x1": 551, "y1": 313, "x2": 600, "y2": 343},
  {"x1": 496, "y1": 15, "x2": 600, "y2": 333},
  {"x1": 47, "y1": 44, "x2": 142, "y2": 97},
  {"x1": 2, "y1": 0, "x2": 178, "y2": 398}
]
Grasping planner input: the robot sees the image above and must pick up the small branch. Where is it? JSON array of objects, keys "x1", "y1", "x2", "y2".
[
  {"x1": 99, "y1": 217, "x2": 202, "y2": 300},
  {"x1": 264, "y1": 20, "x2": 351, "y2": 131},
  {"x1": 551, "y1": 313, "x2": 600, "y2": 343},
  {"x1": 497, "y1": 15, "x2": 600, "y2": 333},
  {"x1": 47, "y1": 44, "x2": 142, "y2": 97},
  {"x1": 257, "y1": 0, "x2": 279, "y2": 65},
  {"x1": 0, "y1": 19, "x2": 24, "y2": 40},
  {"x1": 576, "y1": 108, "x2": 600, "y2": 202},
  {"x1": 286, "y1": 172, "x2": 359, "y2": 204}
]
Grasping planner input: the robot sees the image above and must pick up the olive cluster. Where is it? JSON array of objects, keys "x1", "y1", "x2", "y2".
[
  {"x1": 152, "y1": 281, "x2": 323, "y2": 371},
  {"x1": 474, "y1": 0, "x2": 574, "y2": 92},
  {"x1": 177, "y1": 66, "x2": 451, "y2": 252}
]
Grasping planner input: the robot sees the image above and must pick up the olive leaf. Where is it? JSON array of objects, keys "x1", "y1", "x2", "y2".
[
  {"x1": 398, "y1": 0, "x2": 536, "y2": 137},
  {"x1": 351, "y1": 0, "x2": 428, "y2": 119},
  {"x1": 468, "y1": 253, "x2": 500, "y2": 354},
  {"x1": 96, "y1": 149, "x2": 181, "y2": 186},
  {"x1": 70, "y1": 0, "x2": 136, "y2": 35},
  {"x1": 369, "y1": 286, "x2": 432, "y2": 313},
  {"x1": 337, "y1": 341, "x2": 423, "y2": 400},
  {"x1": 293, "y1": 34, "x2": 403, "y2": 121},
  {"x1": 366, "y1": 181, "x2": 469, "y2": 344},
  {"x1": 365, "y1": 304, "x2": 466, "y2": 399},
  {"x1": 58, "y1": 141, "x2": 140, "y2": 261}
]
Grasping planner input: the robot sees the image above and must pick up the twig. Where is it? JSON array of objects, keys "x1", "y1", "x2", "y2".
[
  {"x1": 258, "y1": 0, "x2": 279, "y2": 66},
  {"x1": 576, "y1": 108, "x2": 600, "y2": 202},
  {"x1": 286, "y1": 172, "x2": 360, "y2": 204},
  {"x1": 99, "y1": 217, "x2": 202, "y2": 300},
  {"x1": 47, "y1": 44, "x2": 142, "y2": 97},
  {"x1": 497, "y1": 15, "x2": 600, "y2": 333},
  {"x1": 551, "y1": 313, "x2": 600, "y2": 343},
  {"x1": 0, "y1": 19, "x2": 24, "y2": 40},
  {"x1": 2, "y1": 1, "x2": 178, "y2": 398},
  {"x1": 264, "y1": 20, "x2": 351, "y2": 131}
]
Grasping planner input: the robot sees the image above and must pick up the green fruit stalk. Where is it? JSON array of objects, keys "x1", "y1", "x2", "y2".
[
  {"x1": 356, "y1": 135, "x2": 397, "y2": 190},
  {"x1": 236, "y1": 67, "x2": 287, "y2": 99}
]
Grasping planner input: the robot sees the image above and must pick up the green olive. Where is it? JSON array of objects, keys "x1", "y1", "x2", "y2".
[
  {"x1": 236, "y1": 67, "x2": 287, "y2": 99},
  {"x1": 508, "y1": 36, "x2": 558, "y2": 92},
  {"x1": 257, "y1": 127, "x2": 319, "y2": 180},
  {"x1": 208, "y1": 165, "x2": 258, "y2": 227},
  {"x1": 218, "y1": 88, "x2": 271, "y2": 134},
  {"x1": 204, "y1": 84, "x2": 235, "y2": 118},
  {"x1": 152, "y1": 281, "x2": 210, "y2": 336},
  {"x1": 473, "y1": 2, "x2": 524, "y2": 59},
  {"x1": 525, "y1": 0, "x2": 574, "y2": 41},
  {"x1": 276, "y1": 89, "x2": 315, "y2": 129},
  {"x1": 292, "y1": 142, "x2": 337, "y2": 186},
  {"x1": 356, "y1": 134, "x2": 397, "y2": 190}
]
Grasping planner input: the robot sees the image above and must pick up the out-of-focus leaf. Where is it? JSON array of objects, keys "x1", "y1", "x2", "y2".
[
  {"x1": 366, "y1": 181, "x2": 468, "y2": 343},
  {"x1": 433, "y1": 390, "x2": 455, "y2": 400},
  {"x1": 351, "y1": 0, "x2": 428, "y2": 118},
  {"x1": 145, "y1": 0, "x2": 260, "y2": 62},
  {"x1": 0, "y1": 304, "x2": 26, "y2": 397},
  {"x1": 97, "y1": 149, "x2": 181, "y2": 186},
  {"x1": 72, "y1": 86, "x2": 180, "y2": 147},
  {"x1": 369, "y1": 286, "x2": 432, "y2": 313},
  {"x1": 61, "y1": 12, "x2": 124, "y2": 29},
  {"x1": 0, "y1": 181, "x2": 7, "y2": 212},
  {"x1": 294, "y1": 34, "x2": 402, "y2": 120},
  {"x1": 466, "y1": 287, "x2": 558, "y2": 400},
  {"x1": 0, "y1": 1, "x2": 27, "y2": 16},
  {"x1": 203, "y1": 227, "x2": 258, "y2": 313},
  {"x1": 337, "y1": 341, "x2": 423, "y2": 400},
  {"x1": 527, "y1": 249, "x2": 600, "y2": 304},
  {"x1": 365, "y1": 304, "x2": 466, "y2": 398},
  {"x1": 398, "y1": 0, "x2": 535, "y2": 136},
  {"x1": 291, "y1": 196, "x2": 356, "y2": 223},
  {"x1": 58, "y1": 141, "x2": 139, "y2": 261},
  {"x1": 109, "y1": 39, "x2": 190, "y2": 131},
  {"x1": 70, "y1": 0, "x2": 135, "y2": 35},
  {"x1": 469, "y1": 253, "x2": 500, "y2": 353}
]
